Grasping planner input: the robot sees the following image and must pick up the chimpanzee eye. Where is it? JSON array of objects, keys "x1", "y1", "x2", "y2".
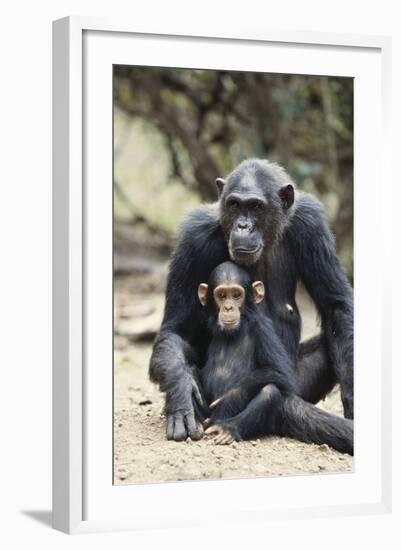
[
  {"x1": 218, "y1": 292, "x2": 225, "y2": 300},
  {"x1": 229, "y1": 200, "x2": 240, "y2": 209},
  {"x1": 233, "y1": 292, "x2": 242, "y2": 300}
]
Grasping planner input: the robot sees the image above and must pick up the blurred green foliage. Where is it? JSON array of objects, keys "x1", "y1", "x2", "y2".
[{"x1": 114, "y1": 67, "x2": 353, "y2": 277}]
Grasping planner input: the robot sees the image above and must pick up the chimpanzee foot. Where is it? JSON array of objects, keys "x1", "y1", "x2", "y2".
[
  {"x1": 205, "y1": 422, "x2": 240, "y2": 445},
  {"x1": 202, "y1": 417, "x2": 211, "y2": 429}
]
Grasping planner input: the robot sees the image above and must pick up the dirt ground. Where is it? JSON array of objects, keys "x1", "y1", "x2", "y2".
[{"x1": 113, "y1": 269, "x2": 353, "y2": 485}]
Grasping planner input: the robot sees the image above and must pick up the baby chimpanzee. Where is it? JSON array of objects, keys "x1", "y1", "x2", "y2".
[
  {"x1": 198, "y1": 261, "x2": 295, "y2": 445},
  {"x1": 198, "y1": 261, "x2": 353, "y2": 454}
]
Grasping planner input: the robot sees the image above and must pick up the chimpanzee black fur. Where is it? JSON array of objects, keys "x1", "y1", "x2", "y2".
[
  {"x1": 149, "y1": 158, "x2": 353, "y2": 451},
  {"x1": 198, "y1": 261, "x2": 353, "y2": 454}
]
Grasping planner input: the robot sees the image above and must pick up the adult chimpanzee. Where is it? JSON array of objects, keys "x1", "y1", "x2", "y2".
[
  {"x1": 149, "y1": 158, "x2": 353, "y2": 444},
  {"x1": 196, "y1": 261, "x2": 353, "y2": 454}
]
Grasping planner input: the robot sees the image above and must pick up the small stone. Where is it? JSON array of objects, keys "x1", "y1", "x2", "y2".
[
  {"x1": 117, "y1": 468, "x2": 128, "y2": 481},
  {"x1": 139, "y1": 399, "x2": 152, "y2": 406}
]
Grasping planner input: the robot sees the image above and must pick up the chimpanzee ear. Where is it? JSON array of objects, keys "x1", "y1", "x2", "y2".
[
  {"x1": 252, "y1": 281, "x2": 265, "y2": 304},
  {"x1": 279, "y1": 183, "x2": 295, "y2": 210},
  {"x1": 216, "y1": 178, "x2": 226, "y2": 197},
  {"x1": 198, "y1": 283, "x2": 209, "y2": 306}
]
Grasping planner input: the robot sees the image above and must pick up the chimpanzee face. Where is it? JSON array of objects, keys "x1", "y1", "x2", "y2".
[
  {"x1": 212, "y1": 283, "x2": 244, "y2": 329},
  {"x1": 217, "y1": 160, "x2": 295, "y2": 266},
  {"x1": 198, "y1": 275, "x2": 265, "y2": 331}
]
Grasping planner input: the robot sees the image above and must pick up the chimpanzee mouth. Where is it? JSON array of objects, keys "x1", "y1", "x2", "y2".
[
  {"x1": 234, "y1": 246, "x2": 261, "y2": 255},
  {"x1": 220, "y1": 318, "x2": 239, "y2": 329},
  {"x1": 222, "y1": 321, "x2": 239, "y2": 330},
  {"x1": 229, "y1": 239, "x2": 264, "y2": 266}
]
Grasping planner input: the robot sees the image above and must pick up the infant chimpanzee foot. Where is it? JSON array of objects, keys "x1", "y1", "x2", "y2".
[{"x1": 205, "y1": 421, "x2": 241, "y2": 445}]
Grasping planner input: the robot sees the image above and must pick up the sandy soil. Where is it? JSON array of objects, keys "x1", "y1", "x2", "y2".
[{"x1": 113, "y1": 272, "x2": 353, "y2": 485}]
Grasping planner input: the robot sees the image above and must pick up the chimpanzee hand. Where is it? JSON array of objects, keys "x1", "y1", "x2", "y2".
[
  {"x1": 165, "y1": 376, "x2": 205, "y2": 442},
  {"x1": 207, "y1": 387, "x2": 243, "y2": 422}
]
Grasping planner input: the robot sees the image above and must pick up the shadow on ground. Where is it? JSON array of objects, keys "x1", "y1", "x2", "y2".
[{"x1": 21, "y1": 510, "x2": 52, "y2": 528}]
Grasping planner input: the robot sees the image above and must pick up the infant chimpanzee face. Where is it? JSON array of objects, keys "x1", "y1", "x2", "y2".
[
  {"x1": 198, "y1": 262, "x2": 265, "y2": 332},
  {"x1": 212, "y1": 283, "x2": 245, "y2": 330}
]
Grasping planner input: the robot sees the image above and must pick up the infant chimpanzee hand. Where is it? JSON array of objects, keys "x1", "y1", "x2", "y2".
[{"x1": 207, "y1": 387, "x2": 245, "y2": 422}]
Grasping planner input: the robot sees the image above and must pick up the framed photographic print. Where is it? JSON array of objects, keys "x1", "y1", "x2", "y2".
[{"x1": 52, "y1": 17, "x2": 392, "y2": 534}]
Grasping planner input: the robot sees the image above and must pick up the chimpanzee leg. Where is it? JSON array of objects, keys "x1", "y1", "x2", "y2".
[
  {"x1": 206, "y1": 385, "x2": 282, "y2": 442},
  {"x1": 281, "y1": 335, "x2": 353, "y2": 452},
  {"x1": 278, "y1": 394, "x2": 353, "y2": 454},
  {"x1": 207, "y1": 385, "x2": 353, "y2": 454},
  {"x1": 297, "y1": 334, "x2": 337, "y2": 404}
]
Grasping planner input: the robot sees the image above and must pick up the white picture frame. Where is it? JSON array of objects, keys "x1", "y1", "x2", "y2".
[{"x1": 52, "y1": 16, "x2": 392, "y2": 534}]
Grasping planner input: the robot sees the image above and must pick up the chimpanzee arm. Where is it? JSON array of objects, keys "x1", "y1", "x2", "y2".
[
  {"x1": 253, "y1": 312, "x2": 298, "y2": 392},
  {"x1": 150, "y1": 331, "x2": 203, "y2": 441},
  {"x1": 289, "y1": 195, "x2": 354, "y2": 418},
  {"x1": 149, "y1": 205, "x2": 228, "y2": 440}
]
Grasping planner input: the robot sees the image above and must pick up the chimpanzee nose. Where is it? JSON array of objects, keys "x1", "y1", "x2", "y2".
[
  {"x1": 238, "y1": 221, "x2": 248, "y2": 229},
  {"x1": 224, "y1": 304, "x2": 233, "y2": 311}
]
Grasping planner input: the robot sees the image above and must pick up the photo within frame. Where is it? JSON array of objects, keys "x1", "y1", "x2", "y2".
[{"x1": 113, "y1": 65, "x2": 354, "y2": 486}]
